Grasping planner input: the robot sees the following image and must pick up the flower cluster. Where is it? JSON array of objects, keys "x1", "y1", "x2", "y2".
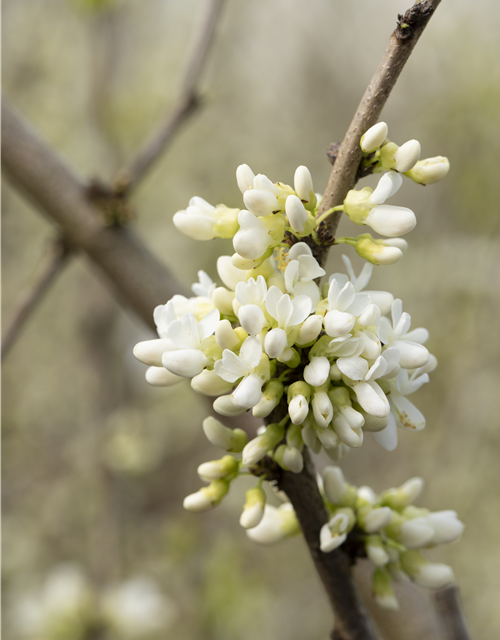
[
  {"x1": 248, "y1": 468, "x2": 463, "y2": 610},
  {"x1": 132, "y1": 122, "x2": 459, "y2": 610}
]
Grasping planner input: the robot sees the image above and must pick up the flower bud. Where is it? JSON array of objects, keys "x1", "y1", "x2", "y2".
[
  {"x1": 401, "y1": 550, "x2": 454, "y2": 589},
  {"x1": 354, "y1": 235, "x2": 404, "y2": 266},
  {"x1": 320, "y1": 512, "x2": 349, "y2": 553},
  {"x1": 360, "y1": 507, "x2": 393, "y2": 533},
  {"x1": 238, "y1": 304, "x2": 267, "y2": 336},
  {"x1": 372, "y1": 569, "x2": 399, "y2": 610},
  {"x1": 243, "y1": 189, "x2": 279, "y2": 217},
  {"x1": 332, "y1": 414, "x2": 364, "y2": 448},
  {"x1": 294, "y1": 165, "x2": 314, "y2": 202},
  {"x1": 365, "y1": 536, "x2": 390, "y2": 567},
  {"x1": 242, "y1": 422, "x2": 285, "y2": 466},
  {"x1": 197, "y1": 455, "x2": 239, "y2": 481},
  {"x1": 288, "y1": 395, "x2": 309, "y2": 425},
  {"x1": 322, "y1": 466, "x2": 357, "y2": 507},
  {"x1": 380, "y1": 140, "x2": 421, "y2": 173},
  {"x1": 215, "y1": 319, "x2": 240, "y2": 350},
  {"x1": 285, "y1": 195, "x2": 308, "y2": 233},
  {"x1": 236, "y1": 164, "x2": 255, "y2": 193},
  {"x1": 191, "y1": 370, "x2": 234, "y2": 396},
  {"x1": 364, "y1": 205, "x2": 416, "y2": 237},
  {"x1": 133, "y1": 339, "x2": 176, "y2": 367},
  {"x1": 304, "y1": 356, "x2": 330, "y2": 387},
  {"x1": 162, "y1": 349, "x2": 209, "y2": 378},
  {"x1": 246, "y1": 504, "x2": 300, "y2": 545},
  {"x1": 274, "y1": 444, "x2": 304, "y2": 473},
  {"x1": 312, "y1": 391, "x2": 333, "y2": 428},
  {"x1": 265, "y1": 328, "x2": 289, "y2": 359},
  {"x1": 381, "y1": 477, "x2": 424, "y2": 510},
  {"x1": 360, "y1": 122, "x2": 388, "y2": 153},
  {"x1": 213, "y1": 394, "x2": 248, "y2": 416},
  {"x1": 202, "y1": 416, "x2": 248, "y2": 452},
  {"x1": 296, "y1": 315, "x2": 323, "y2": 345},
  {"x1": 240, "y1": 486, "x2": 266, "y2": 529},
  {"x1": 405, "y1": 156, "x2": 450, "y2": 185},
  {"x1": 252, "y1": 379, "x2": 284, "y2": 418},
  {"x1": 399, "y1": 517, "x2": 434, "y2": 548},
  {"x1": 427, "y1": 511, "x2": 464, "y2": 545},
  {"x1": 145, "y1": 366, "x2": 184, "y2": 387},
  {"x1": 183, "y1": 479, "x2": 230, "y2": 512},
  {"x1": 212, "y1": 287, "x2": 235, "y2": 317}
]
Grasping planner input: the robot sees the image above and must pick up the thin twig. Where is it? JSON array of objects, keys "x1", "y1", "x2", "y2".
[
  {"x1": 1, "y1": 100, "x2": 186, "y2": 331},
  {"x1": 433, "y1": 586, "x2": 472, "y2": 640},
  {"x1": 115, "y1": 0, "x2": 226, "y2": 192},
  {"x1": 316, "y1": 0, "x2": 442, "y2": 253},
  {"x1": 1, "y1": 240, "x2": 71, "y2": 361}
]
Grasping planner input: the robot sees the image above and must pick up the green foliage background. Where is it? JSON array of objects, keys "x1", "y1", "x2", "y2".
[{"x1": 3, "y1": 0, "x2": 500, "y2": 638}]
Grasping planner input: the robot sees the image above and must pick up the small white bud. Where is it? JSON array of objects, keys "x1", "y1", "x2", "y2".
[
  {"x1": 183, "y1": 479, "x2": 229, "y2": 512},
  {"x1": 294, "y1": 165, "x2": 314, "y2": 202},
  {"x1": 274, "y1": 444, "x2": 304, "y2": 474},
  {"x1": 362, "y1": 507, "x2": 393, "y2": 533},
  {"x1": 366, "y1": 539, "x2": 390, "y2": 567},
  {"x1": 236, "y1": 164, "x2": 255, "y2": 193},
  {"x1": 215, "y1": 319, "x2": 240, "y2": 350},
  {"x1": 360, "y1": 122, "x2": 388, "y2": 153},
  {"x1": 191, "y1": 370, "x2": 234, "y2": 396},
  {"x1": 320, "y1": 513, "x2": 349, "y2": 553},
  {"x1": 197, "y1": 455, "x2": 239, "y2": 482},
  {"x1": 202, "y1": 416, "x2": 248, "y2": 452},
  {"x1": 393, "y1": 139, "x2": 421, "y2": 172},
  {"x1": 399, "y1": 517, "x2": 434, "y2": 548},
  {"x1": 405, "y1": 156, "x2": 450, "y2": 185},
  {"x1": 162, "y1": 349, "x2": 209, "y2": 378},
  {"x1": 414, "y1": 563, "x2": 455, "y2": 589},
  {"x1": 322, "y1": 466, "x2": 347, "y2": 505},
  {"x1": 238, "y1": 304, "x2": 267, "y2": 336},
  {"x1": 145, "y1": 366, "x2": 184, "y2": 388},
  {"x1": 213, "y1": 394, "x2": 248, "y2": 416},
  {"x1": 243, "y1": 189, "x2": 278, "y2": 217},
  {"x1": 133, "y1": 339, "x2": 176, "y2": 367},
  {"x1": 288, "y1": 395, "x2": 309, "y2": 425},
  {"x1": 304, "y1": 356, "x2": 330, "y2": 387},
  {"x1": 364, "y1": 205, "x2": 417, "y2": 237},
  {"x1": 297, "y1": 315, "x2": 323, "y2": 345},
  {"x1": 312, "y1": 391, "x2": 333, "y2": 428},
  {"x1": 427, "y1": 511, "x2": 464, "y2": 545},
  {"x1": 285, "y1": 194, "x2": 308, "y2": 233},
  {"x1": 240, "y1": 486, "x2": 266, "y2": 529},
  {"x1": 264, "y1": 328, "x2": 288, "y2": 359},
  {"x1": 246, "y1": 504, "x2": 299, "y2": 545}
]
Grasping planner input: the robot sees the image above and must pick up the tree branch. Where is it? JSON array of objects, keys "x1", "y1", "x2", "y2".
[
  {"x1": 1, "y1": 100, "x2": 186, "y2": 331},
  {"x1": 433, "y1": 586, "x2": 472, "y2": 640},
  {"x1": 279, "y1": 450, "x2": 379, "y2": 640},
  {"x1": 114, "y1": 0, "x2": 226, "y2": 193},
  {"x1": 1, "y1": 239, "x2": 71, "y2": 361},
  {"x1": 316, "y1": 0, "x2": 443, "y2": 246}
]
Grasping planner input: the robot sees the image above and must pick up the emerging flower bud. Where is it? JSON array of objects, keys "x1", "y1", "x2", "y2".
[
  {"x1": 242, "y1": 422, "x2": 285, "y2": 466},
  {"x1": 183, "y1": 479, "x2": 230, "y2": 512},
  {"x1": 296, "y1": 315, "x2": 323, "y2": 345},
  {"x1": 274, "y1": 444, "x2": 304, "y2": 473},
  {"x1": 240, "y1": 486, "x2": 266, "y2": 529},
  {"x1": 372, "y1": 569, "x2": 399, "y2": 610},
  {"x1": 133, "y1": 339, "x2": 176, "y2": 367},
  {"x1": 294, "y1": 165, "x2": 314, "y2": 202},
  {"x1": 197, "y1": 455, "x2": 239, "y2": 482},
  {"x1": 360, "y1": 122, "x2": 388, "y2": 153},
  {"x1": 320, "y1": 512, "x2": 349, "y2": 553},
  {"x1": 202, "y1": 416, "x2": 248, "y2": 452},
  {"x1": 145, "y1": 366, "x2": 184, "y2": 388},
  {"x1": 236, "y1": 164, "x2": 255, "y2": 194},
  {"x1": 252, "y1": 379, "x2": 284, "y2": 418},
  {"x1": 285, "y1": 194, "x2": 309, "y2": 233},
  {"x1": 246, "y1": 504, "x2": 300, "y2": 545},
  {"x1": 401, "y1": 550, "x2": 454, "y2": 589},
  {"x1": 304, "y1": 356, "x2": 331, "y2": 387},
  {"x1": 405, "y1": 156, "x2": 450, "y2": 185}
]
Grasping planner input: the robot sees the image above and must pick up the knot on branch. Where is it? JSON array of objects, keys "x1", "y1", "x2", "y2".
[
  {"x1": 327, "y1": 142, "x2": 376, "y2": 182},
  {"x1": 86, "y1": 179, "x2": 135, "y2": 226},
  {"x1": 396, "y1": 1, "x2": 435, "y2": 41}
]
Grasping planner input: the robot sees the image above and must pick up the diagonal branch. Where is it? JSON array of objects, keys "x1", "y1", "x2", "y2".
[
  {"x1": 1, "y1": 100, "x2": 186, "y2": 331},
  {"x1": 316, "y1": 0, "x2": 442, "y2": 248},
  {"x1": 1, "y1": 239, "x2": 71, "y2": 361},
  {"x1": 115, "y1": 0, "x2": 226, "y2": 193}
]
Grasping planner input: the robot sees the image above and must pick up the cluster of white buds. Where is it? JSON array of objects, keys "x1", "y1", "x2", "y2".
[
  {"x1": 133, "y1": 128, "x2": 460, "y2": 611},
  {"x1": 318, "y1": 467, "x2": 463, "y2": 609},
  {"x1": 319, "y1": 467, "x2": 462, "y2": 610}
]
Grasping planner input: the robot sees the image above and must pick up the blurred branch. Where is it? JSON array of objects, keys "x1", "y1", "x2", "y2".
[
  {"x1": 1, "y1": 100, "x2": 186, "y2": 331},
  {"x1": 1, "y1": 239, "x2": 71, "y2": 361},
  {"x1": 433, "y1": 586, "x2": 472, "y2": 640},
  {"x1": 316, "y1": 0, "x2": 442, "y2": 249},
  {"x1": 115, "y1": 0, "x2": 226, "y2": 193},
  {"x1": 278, "y1": 451, "x2": 379, "y2": 640}
]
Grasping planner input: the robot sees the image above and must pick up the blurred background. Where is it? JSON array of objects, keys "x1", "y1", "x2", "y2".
[{"x1": 2, "y1": 0, "x2": 500, "y2": 638}]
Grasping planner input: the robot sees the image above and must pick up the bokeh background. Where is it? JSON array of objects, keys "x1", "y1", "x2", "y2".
[{"x1": 3, "y1": 0, "x2": 500, "y2": 638}]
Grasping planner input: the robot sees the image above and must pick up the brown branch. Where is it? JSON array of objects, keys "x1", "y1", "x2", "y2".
[
  {"x1": 1, "y1": 100, "x2": 186, "y2": 331},
  {"x1": 114, "y1": 0, "x2": 226, "y2": 193},
  {"x1": 316, "y1": 0, "x2": 443, "y2": 248},
  {"x1": 433, "y1": 586, "x2": 472, "y2": 640},
  {"x1": 279, "y1": 450, "x2": 379, "y2": 640},
  {"x1": 1, "y1": 239, "x2": 71, "y2": 361}
]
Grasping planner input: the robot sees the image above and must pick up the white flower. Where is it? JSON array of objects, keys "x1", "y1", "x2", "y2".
[
  {"x1": 344, "y1": 172, "x2": 416, "y2": 237},
  {"x1": 399, "y1": 517, "x2": 435, "y2": 548},
  {"x1": 320, "y1": 512, "x2": 349, "y2": 553},
  {"x1": 361, "y1": 507, "x2": 393, "y2": 533},
  {"x1": 214, "y1": 336, "x2": 268, "y2": 409},
  {"x1": 246, "y1": 503, "x2": 299, "y2": 545},
  {"x1": 202, "y1": 416, "x2": 248, "y2": 452},
  {"x1": 304, "y1": 356, "x2": 330, "y2": 387},
  {"x1": 244, "y1": 188, "x2": 279, "y2": 217},
  {"x1": 145, "y1": 366, "x2": 184, "y2": 387},
  {"x1": 337, "y1": 348, "x2": 401, "y2": 418},
  {"x1": 283, "y1": 243, "x2": 325, "y2": 310},
  {"x1": 360, "y1": 122, "x2": 388, "y2": 153},
  {"x1": 264, "y1": 287, "x2": 312, "y2": 358},
  {"x1": 312, "y1": 391, "x2": 334, "y2": 428},
  {"x1": 173, "y1": 197, "x2": 239, "y2": 240},
  {"x1": 337, "y1": 255, "x2": 394, "y2": 316},
  {"x1": 236, "y1": 163, "x2": 256, "y2": 193},
  {"x1": 414, "y1": 563, "x2": 454, "y2": 589},
  {"x1": 288, "y1": 394, "x2": 309, "y2": 425},
  {"x1": 323, "y1": 279, "x2": 371, "y2": 338},
  {"x1": 191, "y1": 270, "x2": 216, "y2": 298},
  {"x1": 379, "y1": 299, "x2": 429, "y2": 369},
  {"x1": 322, "y1": 466, "x2": 348, "y2": 505},
  {"x1": 163, "y1": 309, "x2": 220, "y2": 377},
  {"x1": 426, "y1": 511, "x2": 464, "y2": 545},
  {"x1": 133, "y1": 339, "x2": 177, "y2": 367},
  {"x1": 297, "y1": 314, "x2": 323, "y2": 345},
  {"x1": 392, "y1": 139, "x2": 421, "y2": 173},
  {"x1": 191, "y1": 369, "x2": 234, "y2": 396},
  {"x1": 240, "y1": 486, "x2": 266, "y2": 529}
]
